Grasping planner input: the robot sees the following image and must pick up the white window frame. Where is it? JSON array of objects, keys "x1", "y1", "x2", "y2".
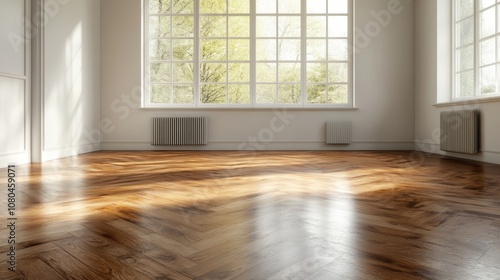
[
  {"x1": 143, "y1": 0, "x2": 354, "y2": 108},
  {"x1": 452, "y1": 0, "x2": 500, "y2": 101}
]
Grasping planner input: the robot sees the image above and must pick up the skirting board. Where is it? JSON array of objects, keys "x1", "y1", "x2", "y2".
[
  {"x1": 101, "y1": 141, "x2": 415, "y2": 151},
  {"x1": 0, "y1": 152, "x2": 30, "y2": 169},
  {"x1": 415, "y1": 141, "x2": 500, "y2": 165},
  {"x1": 41, "y1": 142, "x2": 101, "y2": 162}
]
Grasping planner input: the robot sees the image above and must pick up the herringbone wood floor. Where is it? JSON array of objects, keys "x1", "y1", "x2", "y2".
[{"x1": 1, "y1": 151, "x2": 500, "y2": 280}]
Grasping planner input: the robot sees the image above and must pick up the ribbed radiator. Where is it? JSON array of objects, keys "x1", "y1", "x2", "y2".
[
  {"x1": 440, "y1": 110, "x2": 479, "y2": 154},
  {"x1": 152, "y1": 117, "x2": 208, "y2": 146},
  {"x1": 326, "y1": 121, "x2": 352, "y2": 145}
]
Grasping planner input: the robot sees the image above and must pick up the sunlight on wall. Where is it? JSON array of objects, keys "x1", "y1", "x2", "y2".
[
  {"x1": 45, "y1": 22, "x2": 83, "y2": 150},
  {"x1": 65, "y1": 22, "x2": 84, "y2": 146}
]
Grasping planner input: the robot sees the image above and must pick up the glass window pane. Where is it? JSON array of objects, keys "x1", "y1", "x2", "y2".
[
  {"x1": 307, "y1": 39, "x2": 327, "y2": 61},
  {"x1": 498, "y1": 36, "x2": 500, "y2": 62},
  {"x1": 278, "y1": 63, "x2": 301, "y2": 82},
  {"x1": 329, "y1": 39, "x2": 348, "y2": 60},
  {"x1": 256, "y1": 84, "x2": 277, "y2": 103},
  {"x1": 200, "y1": 16, "x2": 226, "y2": 37},
  {"x1": 201, "y1": 39, "x2": 226, "y2": 60},
  {"x1": 307, "y1": 16, "x2": 327, "y2": 37},
  {"x1": 150, "y1": 0, "x2": 171, "y2": 14},
  {"x1": 498, "y1": 6, "x2": 500, "y2": 34},
  {"x1": 173, "y1": 85, "x2": 193, "y2": 104},
  {"x1": 329, "y1": 63, "x2": 348, "y2": 83},
  {"x1": 173, "y1": 62, "x2": 193, "y2": 82},
  {"x1": 457, "y1": 70, "x2": 474, "y2": 97},
  {"x1": 329, "y1": 84, "x2": 348, "y2": 104},
  {"x1": 278, "y1": 0, "x2": 301, "y2": 14},
  {"x1": 480, "y1": 65, "x2": 497, "y2": 94},
  {"x1": 480, "y1": 7, "x2": 496, "y2": 39},
  {"x1": 307, "y1": 0, "x2": 327, "y2": 14},
  {"x1": 328, "y1": 16, "x2": 348, "y2": 37},
  {"x1": 256, "y1": 0, "x2": 276, "y2": 13},
  {"x1": 228, "y1": 39, "x2": 250, "y2": 60},
  {"x1": 458, "y1": 0, "x2": 474, "y2": 20},
  {"x1": 200, "y1": 63, "x2": 227, "y2": 82},
  {"x1": 150, "y1": 16, "x2": 170, "y2": 38},
  {"x1": 278, "y1": 39, "x2": 301, "y2": 61},
  {"x1": 328, "y1": 0, "x2": 348, "y2": 14},
  {"x1": 150, "y1": 39, "x2": 171, "y2": 60},
  {"x1": 173, "y1": 0, "x2": 193, "y2": 14},
  {"x1": 256, "y1": 16, "x2": 277, "y2": 37},
  {"x1": 256, "y1": 39, "x2": 276, "y2": 60},
  {"x1": 200, "y1": 0, "x2": 226, "y2": 14},
  {"x1": 229, "y1": 17, "x2": 250, "y2": 37},
  {"x1": 228, "y1": 85, "x2": 250, "y2": 104},
  {"x1": 150, "y1": 84, "x2": 170, "y2": 103},
  {"x1": 307, "y1": 84, "x2": 327, "y2": 104},
  {"x1": 229, "y1": 0, "x2": 249, "y2": 13},
  {"x1": 279, "y1": 84, "x2": 301, "y2": 104},
  {"x1": 480, "y1": 38, "x2": 496, "y2": 65},
  {"x1": 172, "y1": 16, "x2": 193, "y2": 37},
  {"x1": 228, "y1": 63, "x2": 250, "y2": 82},
  {"x1": 457, "y1": 17, "x2": 474, "y2": 47},
  {"x1": 307, "y1": 63, "x2": 327, "y2": 82},
  {"x1": 278, "y1": 16, "x2": 301, "y2": 37},
  {"x1": 172, "y1": 39, "x2": 193, "y2": 60},
  {"x1": 481, "y1": 0, "x2": 495, "y2": 9},
  {"x1": 457, "y1": 45, "x2": 474, "y2": 71},
  {"x1": 256, "y1": 63, "x2": 277, "y2": 82},
  {"x1": 201, "y1": 84, "x2": 227, "y2": 104},
  {"x1": 150, "y1": 63, "x2": 171, "y2": 82}
]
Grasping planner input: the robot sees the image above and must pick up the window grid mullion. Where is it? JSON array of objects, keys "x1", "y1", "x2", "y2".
[
  {"x1": 475, "y1": 0, "x2": 480, "y2": 97},
  {"x1": 496, "y1": 3, "x2": 499, "y2": 94},
  {"x1": 275, "y1": 1, "x2": 279, "y2": 103},
  {"x1": 226, "y1": 3, "x2": 229, "y2": 104},
  {"x1": 194, "y1": 0, "x2": 200, "y2": 106},
  {"x1": 326, "y1": 0, "x2": 330, "y2": 103},
  {"x1": 301, "y1": 0, "x2": 307, "y2": 106},
  {"x1": 169, "y1": 0, "x2": 174, "y2": 103},
  {"x1": 250, "y1": 0, "x2": 256, "y2": 106}
]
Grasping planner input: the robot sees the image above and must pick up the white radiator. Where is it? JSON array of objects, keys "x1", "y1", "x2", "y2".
[
  {"x1": 440, "y1": 110, "x2": 480, "y2": 154},
  {"x1": 152, "y1": 117, "x2": 208, "y2": 146},
  {"x1": 326, "y1": 121, "x2": 352, "y2": 145}
]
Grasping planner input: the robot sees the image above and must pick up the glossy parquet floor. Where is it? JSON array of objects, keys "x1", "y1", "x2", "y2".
[{"x1": 1, "y1": 151, "x2": 500, "y2": 280}]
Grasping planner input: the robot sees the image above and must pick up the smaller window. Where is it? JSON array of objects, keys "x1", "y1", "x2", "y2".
[{"x1": 453, "y1": 0, "x2": 500, "y2": 99}]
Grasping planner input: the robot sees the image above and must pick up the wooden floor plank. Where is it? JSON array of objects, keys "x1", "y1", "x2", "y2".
[
  {"x1": 16, "y1": 257, "x2": 66, "y2": 280},
  {"x1": 35, "y1": 247, "x2": 103, "y2": 280}
]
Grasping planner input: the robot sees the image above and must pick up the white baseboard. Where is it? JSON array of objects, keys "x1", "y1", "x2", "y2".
[
  {"x1": 101, "y1": 140, "x2": 415, "y2": 151},
  {"x1": 415, "y1": 141, "x2": 500, "y2": 165},
  {"x1": 42, "y1": 142, "x2": 101, "y2": 162},
  {"x1": 0, "y1": 152, "x2": 30, "y2": 168}
]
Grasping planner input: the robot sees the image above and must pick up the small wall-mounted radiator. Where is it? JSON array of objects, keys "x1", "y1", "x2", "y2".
[
  {"x1": 326, "y1": 121, "x2": 352, "y2": 145},
  {"x1": 440, "y1": 110, "x2": 480, "y2": 154},
  {"x1": 152, "y1": 117, "x2": 208, "y2": 146}
]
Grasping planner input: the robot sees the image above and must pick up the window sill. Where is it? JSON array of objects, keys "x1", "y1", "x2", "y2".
[
  {"x1": 140, "y1": 106, "x2": 360, "y2": 111},
  {"x1": 433, "y1": 96, "x2": 500, "y2": 108}
]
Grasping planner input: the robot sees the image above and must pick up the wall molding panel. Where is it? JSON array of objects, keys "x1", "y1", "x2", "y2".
[{"x1": 0, "y1": 0, "x2": 31, "y2": 168}]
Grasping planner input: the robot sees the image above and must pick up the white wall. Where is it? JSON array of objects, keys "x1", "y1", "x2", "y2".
[
  {"x1": 100, "y1": 0, "x2": 415, "y2": 151},
  {"x1": 415, "y1": 0, "x2": 500, "y2": 165},
  {"x1": 39, "y1": 0, "x2": 101, "y2": 161},
  {"x1": 0, "y1": 0, "x2": 31, "y2": 168}
]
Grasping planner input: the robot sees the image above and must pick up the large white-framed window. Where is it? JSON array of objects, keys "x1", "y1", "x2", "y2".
[
  {"x1": 453, "y1": 0, "x2": 500, "y2": 99},
  {"x1": 143, "y1": 0, "x2": 353, "y2": 108}
]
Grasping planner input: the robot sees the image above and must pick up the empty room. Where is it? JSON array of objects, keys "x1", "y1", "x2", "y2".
[{"x1": 1, "y1": 0, "x2": 500, "y2": 279}]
